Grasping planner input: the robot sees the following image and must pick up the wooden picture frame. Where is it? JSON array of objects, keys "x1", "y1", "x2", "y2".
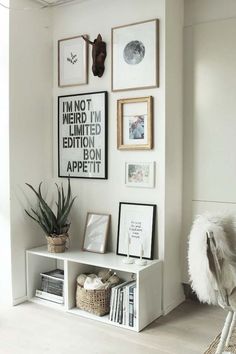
[
  {"x1": 117, "y1": 202, "x2": 156, "y2": 260},
  {"x1": 82, "y1": 213, "x2": 110, "y2": 254},
  {"x1": 58, "y1": 91, "x2": 108, "y2": 179},
  {"x1": 58, "y1": 35, "x2": 88, "y2": 87},
  {"x1": 112, "y1": 19, "x2": 159, "y2": 92},
  {"x1": 117, "y1": 96, "x2": 153, "y2": 150}
]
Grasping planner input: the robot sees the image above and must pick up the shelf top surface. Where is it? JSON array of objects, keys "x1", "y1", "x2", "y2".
[{"x1": 27, "y1": 246, "x2": 160, "y2": 273}]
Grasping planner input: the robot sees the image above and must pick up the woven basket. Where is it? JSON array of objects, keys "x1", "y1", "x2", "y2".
[
  {"x1": 46, "y1": 234, "x2": 68, "y2": 253},
  {"x1": 76, "y1": 284, "x2": 111, "y2": 316}
]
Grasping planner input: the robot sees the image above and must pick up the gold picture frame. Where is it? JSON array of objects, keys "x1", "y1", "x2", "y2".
[
  {"x1": 82, "y1": 213, "x2": 110, "y2": 254},
  {"x1": 111, "y1": 19, "x2": 159, "y2": 92},
  {"x1": 58, "y1": 35, "x2": 88, "y2": 87},
  {"x1": 117, "y1": 96, "x2": 153, "y2": 150}
]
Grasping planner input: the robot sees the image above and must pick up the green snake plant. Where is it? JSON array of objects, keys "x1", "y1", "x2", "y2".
[{"x1": 25, "y1": 178, "x2": 76, "y2": 237}]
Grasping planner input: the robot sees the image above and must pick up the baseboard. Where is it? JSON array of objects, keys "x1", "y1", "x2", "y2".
[
  {"x1": 13, "y1": 296, "x2": 28, "y2": 306},
  {"x1": 163, "y1": 294, "x2": 185, "y2": 315}
]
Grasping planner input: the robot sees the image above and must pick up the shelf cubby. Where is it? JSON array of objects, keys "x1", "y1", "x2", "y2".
[{"x1": 26, "y1": 246, "x2": 162, "y2": 332}]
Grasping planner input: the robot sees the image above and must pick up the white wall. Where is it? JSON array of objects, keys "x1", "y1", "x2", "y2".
[
  {"x1": 9, "y1": 0, "x2": 53, "y2": 302},
  {"x1": 7, "y1": 0, "x2": 184, "y2": 313},
  {"x1": 52, "y1": 0, "x2": 165, "y2": 254},
  {"x1": 182, "y1": 0, "x2": 236, "y2": 282},
  {"x1": 0, "y1": 0, "x2": 12, "y2": 305},
  {"x1": 52, "y1": 0, "x2": 184, "y2": 313}
]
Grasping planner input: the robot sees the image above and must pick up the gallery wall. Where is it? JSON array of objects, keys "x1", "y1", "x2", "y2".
[
  {"x1": 182, "y1": 0, "x2": 236, "y2": 282},
  {"x1": 52, "y1": 0, "x2": 164, "y2": 254},
  {"x1": 52, "y1": 0, "x2": 184, "y2": 313},
  {"x1": 6, "y1": 0, "x2": 184, "y2": 313}
]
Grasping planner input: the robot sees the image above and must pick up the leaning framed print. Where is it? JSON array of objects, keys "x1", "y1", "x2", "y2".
[
  {"x1": 58, "y1": 91, "x2": 108, "y2": 179},
  {"x1": 117, "y1": 202, "x2": 156, "y2": 260},
  {"x1": 112, "y1": 19, "x2": 159, "y2": 91},
  {"x1": 125, "y1": 161, "x2": 155, "y2": 188},
  {"x1": 58, "y1": 35, "x2": 88, "y2": 87},
  {"x1": 117, "y1": 96, "x2": 153, "y2": 150},
  {"x1": 83, "y1": 213, "x2": 110, "y2": 254}
]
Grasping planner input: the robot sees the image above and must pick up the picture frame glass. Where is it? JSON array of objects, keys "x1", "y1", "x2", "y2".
[
  {"x1": 58, "y1": 36, "x2": 87, "y2": 87},
  {"x1": 117, "y1": 203, "x2": 156, "y2": 259},
  {"x1": 83, "y1": 213, "x2": 110, "y2": 253},
  {"x1": 112, "y1": 19, "x2": 158, "y2": 91}
]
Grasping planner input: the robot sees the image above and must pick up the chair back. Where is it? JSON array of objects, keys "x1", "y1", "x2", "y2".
[
  {"x1": 207, "y1": 231, "x2": 229, "y2": 308},
  {"x1": 188, "y1": 214, "x2": 236, "y2": 306}
]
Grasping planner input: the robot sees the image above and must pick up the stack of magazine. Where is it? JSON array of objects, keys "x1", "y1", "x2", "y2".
[
  {"x1": 35, "y1": 269, "x2": 64, "y2": 304},
  {"x1": 109, "y1": 280, "x2": 136, "y2": 327}
]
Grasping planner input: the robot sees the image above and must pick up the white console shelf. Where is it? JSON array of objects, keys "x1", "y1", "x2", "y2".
[{"x1": 26, "y1": 246, "x2": 163, "y2": 332}]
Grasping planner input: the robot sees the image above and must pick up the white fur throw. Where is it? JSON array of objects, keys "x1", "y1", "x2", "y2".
[{"x1": 188, "y1": 213, "x2": 236, "y2": 306}]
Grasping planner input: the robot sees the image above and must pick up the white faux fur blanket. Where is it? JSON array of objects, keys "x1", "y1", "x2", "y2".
[{"x1": 188, "y1": 213, "x2": 236, "y2": 307}]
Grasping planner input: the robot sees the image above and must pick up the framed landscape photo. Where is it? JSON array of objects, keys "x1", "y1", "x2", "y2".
[
  {"x1": 83, "y1": 213, "x2": 110, "y2": 254},
  {"x1": 117, "y1": 96, "x2": 153, "y2": 150},
  {"x1": 125, "y1": 162, "x2": 155, "y2": 188},
  {"x1": 58, "y1": 35, "x2": 88, "y2": 87},
  {"x1": 58, "y1": 91, "x2": 108, "y2": 179},
  {"x1": 112, "y1": 19, "x2": 159, "y2": 91},
  {"x1": 117, "y1": 202, "x2": 156, "y2": 260}
]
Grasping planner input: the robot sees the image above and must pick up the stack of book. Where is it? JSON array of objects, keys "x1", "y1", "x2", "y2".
[
  {"x1": 35, "y1": 269, "x2": 64, "y2": 304},
  {"x1": 109, "y1": 280, "x2": 136, "y2": 327}
]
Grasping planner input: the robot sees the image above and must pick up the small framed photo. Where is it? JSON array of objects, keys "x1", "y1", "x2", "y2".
[
  {"x1": 117, "y1": 202, "x2": 156, "y2": 260},
  {"x1": 125, "y1": 162, "x2": 155, "y2": 188},
  {"x1": 83, "y1": 213, "x2": 111, "y2": 254},
  {"x1": 117, "y1": 96, "x2": 153, "y2": 150},
  {"x1": 58, "y1": 35, "x2": 88, "y2": 87},
  {"x1": 112, "y1": 19, "x2": 159, "y2": 91}
]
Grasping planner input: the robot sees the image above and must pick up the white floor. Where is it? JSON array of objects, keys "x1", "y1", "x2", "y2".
[{"x1": 0, "y1": 300, "x2": 226, "y2": 354}]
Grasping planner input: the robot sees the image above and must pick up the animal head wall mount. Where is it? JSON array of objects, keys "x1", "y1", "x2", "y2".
[{"x1": 82, "y1": 34, "x2": 107, "y2": 78}]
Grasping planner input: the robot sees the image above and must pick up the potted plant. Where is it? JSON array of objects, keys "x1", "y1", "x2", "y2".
[{"x1": 25, "y1": 178, "x2": 76, "y2": 253}]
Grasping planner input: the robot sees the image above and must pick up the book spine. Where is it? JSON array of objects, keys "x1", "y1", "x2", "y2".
[
  {"x1": 122, "y1": 287, "x2": 127, "y2": 326},
  {"x1": 133, "y1": 287, "x2": 137, "y2": 327},
  {"x1": 35, "y1": 290, "x2": 64, "y2": 304},
  {"x1": 129, "y1": 285, "x2": 136, "y2": 327},
  {"x1": 115, "y1": 288, "x2": 121, "y2": 322},
  {"x1": 118, "y1": 290, "x2": 124, "y2": 325},
  {"x1": 109, "y1": 288, "x2": 115, "y2": 321}
]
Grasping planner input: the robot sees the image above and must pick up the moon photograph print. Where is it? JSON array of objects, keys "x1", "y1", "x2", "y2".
[
  {"x1": 123, "y1": 40, "x2": 145, "y2": 65},
  {"x1": 112, "y1": 19, "x2": 159, "y2": 91}
]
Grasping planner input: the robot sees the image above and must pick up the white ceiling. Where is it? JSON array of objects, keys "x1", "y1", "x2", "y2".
[{"x1": 32, "y1": 0, "x2": 86, "y2": 7}]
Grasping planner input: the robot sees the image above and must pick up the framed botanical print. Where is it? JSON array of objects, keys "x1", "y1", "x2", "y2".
[
  {"x1": 117, "y1": 96, "x2": 153, "y2": 150},
  {"x1": 112, "y1": 19, "x2": 159, "y2": 91},
  {"x1": 58, "y1": 35, "x2": 88, "y2": 87}
]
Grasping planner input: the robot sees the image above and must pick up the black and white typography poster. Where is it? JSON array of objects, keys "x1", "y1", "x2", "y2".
[{"x1": 58, "y1": 91, "x2": 108, "y2": 179}]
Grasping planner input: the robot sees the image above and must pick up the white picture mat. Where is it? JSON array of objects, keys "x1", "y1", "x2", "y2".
[
  {"x1": 118, "y1": 204, "x2": 154, "y2": 258},
  {"x1": 113, "y1": 20, "x2": 157, "y2": 90},
  {"x1": 58, "y1": 93, "x2": 106, "y2": 178},
  {"x1": 123, "y1": 101, "x2": 148, "y2": 145},
  {"x1": 83, "y1": 214, "x2": 109, "y2": 253},
  {"x1": 59, "y1": 37, "x2": 87, "y2": 86},
  {"x1": 125, "y1": 162, "x2": 155, "y2": 188}
]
